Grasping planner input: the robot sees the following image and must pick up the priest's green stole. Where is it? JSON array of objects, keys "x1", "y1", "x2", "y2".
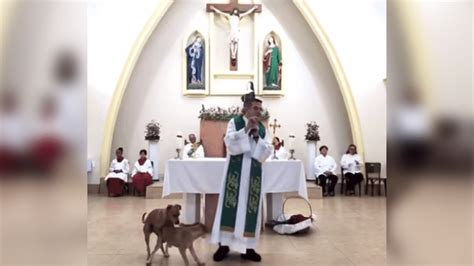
[{"x1": 220, "y1": 115, "x2": 265, "y2": 237}]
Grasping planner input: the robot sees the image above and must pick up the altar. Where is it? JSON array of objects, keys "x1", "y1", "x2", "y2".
[{"x1": 163, "y1": 158, "x2": 307, "y2": 229}]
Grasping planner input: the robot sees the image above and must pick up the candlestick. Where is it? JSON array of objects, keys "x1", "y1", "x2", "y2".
[
  {"x1": 176, "y1": 132, "x2": 183, "y2": 150},
  {"x1": 288, "y1": 133, "x2": 295, "y2": 150},
  {"x1": 175, "y1": 148, "x2": 182, "y2": 160},
  {"x1": 289, "y1": 149, "x2": 296, "y2": 160}
]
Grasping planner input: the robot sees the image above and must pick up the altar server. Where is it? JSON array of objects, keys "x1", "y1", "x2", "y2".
[
  {"x1": 105, "y1": 147, "x2": 129, "y2": 197},
  {"x1": 131, "y1": 149, "x2": 153, "y2": 196}
]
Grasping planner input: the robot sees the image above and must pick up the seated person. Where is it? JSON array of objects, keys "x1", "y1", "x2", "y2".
[
  {"x1": 314, "y1": 145, "x2": 338, "y2": 197},
  {"x1": 131, "y1": 149, "x2": 154, "y2": 196},
  {"x1": 105, "y1": 147, "x2": 129, "y2": 197},
  {"x1": 183, "y1": 133, "x2": 204, "y2": 159},
  {"x1": 271, "y1": 136, "x2": 289, "y2": 160},
  {"x1": 340, "y1": 144, "x2": 364, "y2": 196}
]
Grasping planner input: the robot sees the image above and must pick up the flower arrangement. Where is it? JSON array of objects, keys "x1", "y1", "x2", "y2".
[
  {"x1": 305, "y1": 121, "x2": 320, "y2": 141},
  {"x1": 145, "y1": 120, "x2": 161, "y2": 141},
  {"x1": 199, "y1": 105, "x2": 270, "y2": 121}
]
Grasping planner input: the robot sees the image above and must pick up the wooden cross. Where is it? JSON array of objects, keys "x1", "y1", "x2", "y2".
[
  {"x1": 269, "y1": 118, "x2": 281, "y2": 136},
  {"x1": 206, "y1": 0, "x2": 262, "y2": 71},
  {"x1": 206, "y1": 0, "x2": 262, "y2": 13}
]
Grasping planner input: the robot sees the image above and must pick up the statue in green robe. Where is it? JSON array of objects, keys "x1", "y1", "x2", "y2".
[{"x1": 263, "y1": 36, "x2": 281, "y2": 90}]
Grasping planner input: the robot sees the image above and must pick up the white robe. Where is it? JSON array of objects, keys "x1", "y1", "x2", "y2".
[
  {"x1": 314, "y1": 154, "x2": 337, "y2": 176},
  {"x1": 105, "y1": 158, "x2": 130, "y2": 182},
  {"x1": 275, "y1": 146, "x2": 290, "y2": 160},
  {"x1": 183, "y1": 143, "x2": 205, "y2": 159},
  {"x1": 340, "y1": 154, "x2": 363, "y2": 174},
  {"x1": 211, "y1": 116, "x2": 273, "y2": 253},
  {"x1": 131, "y1": 159, "x2": 153, "y2": 177}
]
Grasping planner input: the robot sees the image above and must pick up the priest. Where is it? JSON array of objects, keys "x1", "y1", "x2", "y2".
[
  {"x1": 183, "y1": 133, "x2": 204, "y2": 159},
  {"x1": 211, "y1": 89, "x2": 273, "y2": 262}
]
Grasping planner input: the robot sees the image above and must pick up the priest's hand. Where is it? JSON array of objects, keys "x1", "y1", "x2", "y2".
[{"x1": 246, "y1": 117, "x2": 258, "y2": 132}]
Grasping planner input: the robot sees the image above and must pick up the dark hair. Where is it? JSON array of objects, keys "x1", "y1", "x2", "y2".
[
  {"x1": 139, "y1": 149, "x2": 147, "y2": 155},
  {"x1": 319, "y1": 145, "x2": 328, "y2": 152},
  {"x1": 346, "y1": 144, "x2": 357, "y2": 154},
  {"x1": 273, "y1": 137, "x2": 280, "y2": 142},
  {"x1": 232, "y1": 8, "x2": 240, "y2": 16},
  {"x1": 117, "y1": 147, "x2": 123, "y2": 152},
  {"x1": 268, "y1": 36, "x2": 275, "y2": 45}
]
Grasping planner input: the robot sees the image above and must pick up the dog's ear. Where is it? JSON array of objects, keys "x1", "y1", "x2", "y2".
[{"x1": 176, "y1": 204, "x2": 182, "y2": 210}]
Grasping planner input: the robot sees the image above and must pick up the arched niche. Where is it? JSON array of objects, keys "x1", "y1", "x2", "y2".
[
  {"x1": 260, "y1": 31, "x2": 283, "y2": 96},
  {"x1": 182, "y1": 30, "x2": 209, "y2": 96}
]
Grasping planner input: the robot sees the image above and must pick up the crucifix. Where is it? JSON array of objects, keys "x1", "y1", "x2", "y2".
[
  {"x1": 207, "y1": 0, "x2": 262, "y2": 71},
  {"x1": 269, "y1": 118, "x2": 281, "y2": 136}
]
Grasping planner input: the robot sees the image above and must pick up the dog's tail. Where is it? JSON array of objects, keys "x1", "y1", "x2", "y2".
[{"x1": 142, "y1": 212, "x2": 147, "y2": 223}]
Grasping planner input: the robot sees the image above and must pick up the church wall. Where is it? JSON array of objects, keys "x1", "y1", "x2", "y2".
[
  {"x1": 112, "y1": 0, "x2": 353, "y2": 178},
  {"x1": 87, "y1": 0, "x2": 387, "y2": 183},
  {"x1": 303, "y1": 0, "x2": 387, "y2": 177},
  {"x1": 87, "y1": 0, "x2": 162, "y2": 184}
]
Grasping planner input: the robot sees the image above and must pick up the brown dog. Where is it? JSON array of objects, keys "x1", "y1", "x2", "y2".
[
  {"x1": 150, "y1": 222, "x2": 207, "y2": 266},
  {"x1": 142, "y1": 204, "x2": 181, "y2": 262}
]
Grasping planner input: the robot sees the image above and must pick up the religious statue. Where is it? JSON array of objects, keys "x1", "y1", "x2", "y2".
[
  {"x1": 185, "y1": 35, "x2": 205, "y2": 89},
  {"x1": 209, "y1": 4, "x2": 259, "y2": 70},
  {"x1": 263, "y1": 35, "x2": 282, "y2": 90}
]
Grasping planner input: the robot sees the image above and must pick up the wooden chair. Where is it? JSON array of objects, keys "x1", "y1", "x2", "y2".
[
  {"x1": 364, "y1": 162, "x2": 386, "y2": 196},
  {"x1": 340, "y1": 167, "x2": 362, "y2": 196}
]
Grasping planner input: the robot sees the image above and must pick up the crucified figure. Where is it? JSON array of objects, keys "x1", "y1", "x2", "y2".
[{"x1": 210, "y1": 5, "x2": 258, "y2": 60}]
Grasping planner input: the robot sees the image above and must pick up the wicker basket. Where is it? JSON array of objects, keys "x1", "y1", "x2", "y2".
[{"x1": 272, "y1": 196, "x2": 316, "y2": 235}]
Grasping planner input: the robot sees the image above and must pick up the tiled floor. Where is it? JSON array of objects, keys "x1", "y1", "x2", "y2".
[{"x1": 88, "y1": 194, "x2": 386, "y2": 266}]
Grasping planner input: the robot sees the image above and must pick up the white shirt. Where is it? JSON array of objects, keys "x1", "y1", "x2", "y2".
[
  {"x1": 340, "y1": 154, "x2": 363, "y2": 174},
  {"x1": 314, "y1": 154, "x2": 337, "y2": 176},
  {"x1": 183, "y1": 143, "x2": 205, "y2": 159},
  {"x1": 132, "y1": 159, "x2": 153, "y2": 177},
  {"x1": 105, "y1": 158, "x2": 130, "y2": 182}
]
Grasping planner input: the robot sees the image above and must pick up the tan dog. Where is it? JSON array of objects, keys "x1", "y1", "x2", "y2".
[
  {"x1": 150, "y1": 222, "x2": 207, "y2": 266},
  {"x1": 142, "y1": 204, "x2": 181, "y2": 262}
]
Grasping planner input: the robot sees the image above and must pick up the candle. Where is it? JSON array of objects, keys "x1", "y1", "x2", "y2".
[
  {"x1": 288, "y1": 133, "x2": 295, "y2": 150},
  {"x1": 176, "y1": 132, "x2": 183, "y2": 149}
]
